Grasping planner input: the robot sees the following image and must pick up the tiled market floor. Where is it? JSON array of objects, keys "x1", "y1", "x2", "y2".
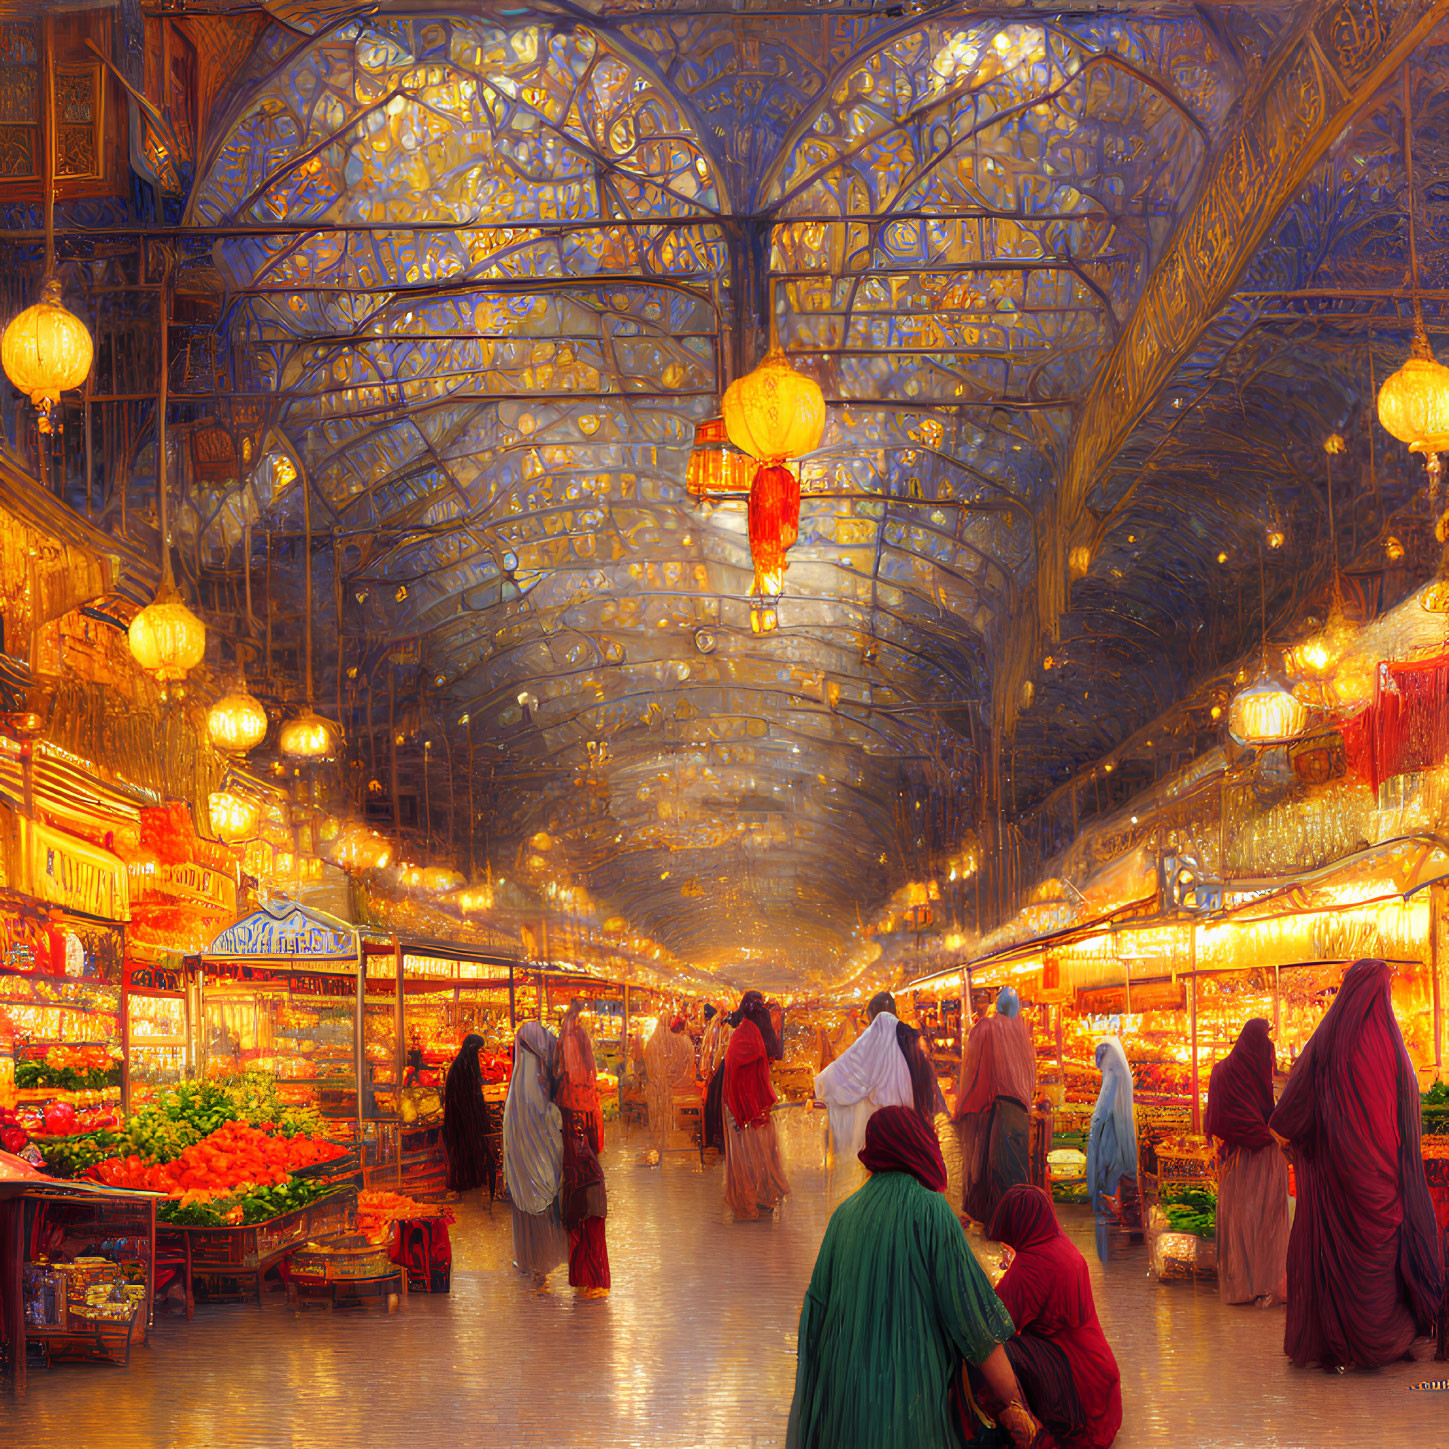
[{"x1": 5, "y1": 1109, "x2": 1445, "y2": 1448}]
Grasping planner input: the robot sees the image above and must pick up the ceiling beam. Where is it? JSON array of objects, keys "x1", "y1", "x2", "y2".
[{"x1": 1015, "y1": 0, "x2": 1449, "y2": 746}]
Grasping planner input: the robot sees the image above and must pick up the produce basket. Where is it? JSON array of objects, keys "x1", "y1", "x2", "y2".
[
  {"x1": 1139, "y1": 1134, "x2": 1214, "y2": 1202},
  {"x1": 1146, "y1": 1204, "x2": 1217, "y2": 1282},
  {"x1": 159, "y1": 1187, "x2": 357, "y2": 1304},
  {"x1": 288, "y1": 1234, "x2": 394, "y2": 1283}
]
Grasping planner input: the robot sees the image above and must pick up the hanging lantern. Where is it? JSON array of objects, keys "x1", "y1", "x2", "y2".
[
  {"x1": 722, "y1": 348, "x2": 826, "y2": 463},
  {"x1": 421, "y1": 866, "x2": 464, "y2": 893},
  {"x1": 1227, "y1": 672, "x2": 1308, "y2": 746},
  {"x1": 685, "y1": 417, "x2": 755, "y2": 498},
  {"x1": 207, "y1": 791, "x2": 259, "y2": 842},
  {"x1": 278, "y1": 707, "x2": 340, "y2": 761},
  {"x1": 331, "y1": 822, "x2": 392, "y2": 872},
  {"x1": 1377, "y1": 324, "x2": 1449, "y2": 453},
  {"x1": 207, "y1": 686, "x2": 268, "y2": 753},
  {"x1": 128, "y1": 580, "x2": 206, "y2": 687},
  {"x1": 1325, "y1": 654, "x2": 1378, "y2": 713},
  {"x1": 748, "y1": 463, "x2": 800, "y2": 597},
  {"x1": 2, "y1": 276, "x2": 94, "y2": 434}
]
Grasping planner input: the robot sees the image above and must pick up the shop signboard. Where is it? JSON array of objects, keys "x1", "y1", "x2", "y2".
[
  {"x1": 123, "y1": 960, "x2": 184, "y2": 994},
  {"x1": 19, "y1": 818, "x2": 129, "y2": 922},
  {"x1": 207, "y1": 902, "x2": 354, "y2": 962}
]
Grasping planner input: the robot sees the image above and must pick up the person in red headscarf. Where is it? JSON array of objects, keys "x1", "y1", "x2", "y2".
[
  {"x1": 788, "y1": 1107, "x2": 1043, "y2": 1449},
  {"x1": 1204, "y1": 1018, "x2": 1289, "y2": 1305},
  {"x1": 721, "y1": 990, "x2": 791, "y2": 1220},
  {"x1": 981, "y1": 1185, "x2": 1121, "y2": 1449},
  {"x1": 555, "y1": 999, "x2": 610, "y2": 1296},
  {"x1": 1269, "y1": 959, "x2": 1443, "y2": 1369}
]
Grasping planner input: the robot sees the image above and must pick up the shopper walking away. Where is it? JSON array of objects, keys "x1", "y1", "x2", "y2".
[
  {"x1": 442, "y1": 1032, "x2": 498, "y2": 1196},
  {"x1": 555, "y1": 999, "x2": 611, "y2": 1296},
  {"x1": 502, "y1": 1021, "x2": 567, "y2": 1289},
  {"x1": 644, "y1": 1013, "x2": 697, "y2": 1158},
  {"x1": 956, "y1": 987, "x2": 1037, "y2": 1226},
  {"x1": 984, "y1": 1185, "x2": 1122, "y2": 1449},
  {"x1": 1086, "y1": 1037, "x2": 1137, "y2": 1262},
  {"x1": 814, "y1": 993, "x2": 913, "y2": 1192},
  {"x1": 1269, "y1": 958, "x2": 1442, "y2": 1369},
  {"x1": 722, "y1": 989, "x2": 791, "y2": 1220},
  {"x1": 1204, "y1": 1018, "x2": 1289, "y2": 1305},
  {"x1": 786, "y1": 1106, "x2": 1043, "y2": 1449}
]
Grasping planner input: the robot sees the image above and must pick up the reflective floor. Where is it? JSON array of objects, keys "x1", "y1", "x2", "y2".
[{"x1": 5, "y1": 1110, "x2": 1445, "y2": 1448}]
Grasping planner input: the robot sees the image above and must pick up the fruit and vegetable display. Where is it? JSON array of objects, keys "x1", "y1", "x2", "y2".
[
  {"x1": 16, "y1": 1044, "x2": 122, "y2": 1092},
  {"x1": 1, "y1": 1104, "x2": 31, "y2": 1156},
  {"x1": 34, "y1": 1073, "x2": 342, "y2": 1217},
  {"x1": 355, "y1": 1188, "x2": 452, "y2": 1240},
  {"x1": 1422, "y1": 1082, "x2": 1449, "y2": 1137},
  {"x1": 1161, "y1": 1187, "x2": 1217, "y2": 1240}
]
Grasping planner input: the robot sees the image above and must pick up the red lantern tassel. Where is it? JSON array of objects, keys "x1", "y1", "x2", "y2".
[{"x1": 748, "y1": 464, "x2": 799, "y2": 595}]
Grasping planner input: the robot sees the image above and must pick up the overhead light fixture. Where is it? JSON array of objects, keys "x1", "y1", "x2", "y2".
[
  {"x1": 1227, "y1": 671, "x2": 1308, "y2": 747},
  {"x1": 2, "y1": 276, "x2": 93, "y2": 434},
  {"x1": 207, "y1": 686, "x2": 268, "y2": 754}
]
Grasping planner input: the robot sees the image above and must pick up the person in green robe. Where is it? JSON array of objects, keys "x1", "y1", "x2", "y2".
[{"x1": 787, "y1": 1106, "x2": 1045, "y2": 1449}]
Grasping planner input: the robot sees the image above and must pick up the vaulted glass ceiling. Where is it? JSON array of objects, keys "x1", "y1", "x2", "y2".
[{"x1": 173, "y1": 1, "x2": 1435, "y2": 984}]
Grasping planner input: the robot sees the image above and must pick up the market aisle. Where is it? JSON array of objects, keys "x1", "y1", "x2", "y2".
[{"x1": 5, "y1": 1111, "x2": 1445, "y2": 1449}]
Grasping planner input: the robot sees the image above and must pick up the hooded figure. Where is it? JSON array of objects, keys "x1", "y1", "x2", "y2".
[
  {"x1": 555, "y1": 1000, "x2": 611, "y2": 1294},
  {"x1": 1204, "y1": 1018, "x2": 1289, "y2": 1305},
  {"x1": 503, "y1": 1022, "x2": 567, "y2": 1284},
  {"x1": 787, "y1": 1107, "x2": 1040, "y2": 1449},
  {"x1": 985, "y1": 1186, "x2": 1122, "y2": 1449},
  {"x1": 955, "y1": 986, "x2": 1037, "y2": 1225},
  {"x1": 1086, "y1": 1038, "x2": 1137, "y2": 1262},
  {"x1": 442, "y1": 1032, "x2": 498, "y2": 1195},
  {"x1": 644, "y1": 1014, "x2": 697, "y2": 1155},
  {"x1": 1269, "y1": 960, "x2": 1443, "y2": 1369},
  {"x1": 721, "y1": 989, "x2": 791, "y2": 1219},
  {"x1": 813, "y1": 1010, "x2": 915, "y2": 1191}
]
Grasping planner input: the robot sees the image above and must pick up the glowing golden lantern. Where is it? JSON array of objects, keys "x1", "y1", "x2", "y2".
[
  {"x1": 1377, "y1": 325, "x2": 1449, "y2": 453},
  {"x1": 1227, "y1": 673, "x2": 1308, "y2": 746},
  {"x1": 722, "y1": 347, "x2": 825, "y2": 464},
  {"x1": 332, "y1": 823, "x2": 392, "y2": 872},
  {"x1": 207, "y1": 687, "x2": 268, "y2": 753},
  {"x1": 455, "y1": 883, "x2": 494, "y2": 913},
  {"x1": 208, "y1": 791, "x2": 259, "y2": 842},
  {"x1": 1385, "y1": 535, "x2": 1406, "y2": 562},
  {"x1": 2, "y1": 276, "x2": 93, "y2": 433},
  {"x1": 278, "y1": 707, "x2": 340, "y2": 761},
  {"x1": 398, "y1": 863, "x2": 426, "y2": 890},
  {"x1": 128, "y1": 580, "x2": 206, "y2": 686},
  {"x1": 1325, "y1": 654, "x2": 1378, "y2": 713},
  {"x1": 421, "y1": 866, "x2": 464, "y2": 892}
]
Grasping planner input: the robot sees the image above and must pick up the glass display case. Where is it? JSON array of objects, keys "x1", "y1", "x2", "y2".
[{"x1": 200, "y1": 968, "x2": 360, "y2": 1123}]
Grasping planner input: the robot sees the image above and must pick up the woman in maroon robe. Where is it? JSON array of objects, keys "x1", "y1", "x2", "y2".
[
  {"x1": 1204, "y1": 1018, "x2": 1289, "y2": 1305},
  {"x1": 1269, "y1": 959, "x2": 1442, "y2": 1369},
  {"x1": 981, "y1": 1185, "x2": 1122, "y2": 1449}
]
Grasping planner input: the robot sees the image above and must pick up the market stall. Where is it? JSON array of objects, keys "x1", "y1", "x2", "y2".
[
  {"x1": 1, "y1": 1151, "x2": 157, "y2": 1387},
  {"x1": 191, "y1": 900, "x2": 365, "y2": 1135}
]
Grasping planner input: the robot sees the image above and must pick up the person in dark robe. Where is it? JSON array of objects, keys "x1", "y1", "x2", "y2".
[
  {"x1": 1269, "y1": 958, "x2": 1442, "y2": 1370},
  {"x1": 955, "y1": 987, "x2": 1037, "y2": 1225},
  {"x1": 555, "y1": 1000, "x2": 611, "y2": 1295},
  {"x1": 787, "y1": 1106, "x2": 1042, "y2": 1449},
  {"x1": 441, "y1": 1032, "x2": 497, "y2": 1195},
  {"x1": 981, "y1": 1185, "x2": 1122, "y2": 1449},
  {"x1": 1204, "y1": 1018, "x2": 1289, "y2": 1305}
]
